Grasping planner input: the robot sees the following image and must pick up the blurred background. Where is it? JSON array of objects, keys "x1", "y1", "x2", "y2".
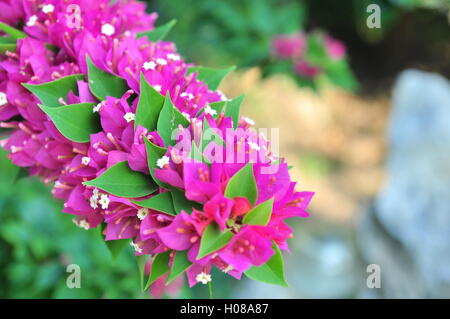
[{"x1": 0, "y1": 0, "x2": 449, "y2": 298}]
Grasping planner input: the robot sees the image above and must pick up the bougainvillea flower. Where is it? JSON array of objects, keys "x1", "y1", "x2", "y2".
[
  {"x1": 324, "y1": 36, "x2": 346, "y2": 60},
  {"x1": 272, "y1": 33, "x2": 306, "y2": 59},
  {"x1": 0, "y1": 0, "x2": 313, "y2": 295},
  {"x1": 294, "y1": 60, "x2": 321, "y2": 78}
]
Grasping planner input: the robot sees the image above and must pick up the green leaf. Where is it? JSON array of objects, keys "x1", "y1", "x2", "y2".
[
  {"x1": 187, "y1": 65, "x2": 236, "y2": 90},
  {"x1": 0, "y1": 43, "x2": 16, "y2": 54},
  {"x1": 131, "y1": 191, "x2": 176, "y2": 216},
  {"x1": 156, "y1": 93, "x2": 190, "y2": 146},
  {"x1": 86, "y1": 55, "x2": 127, "y2": 100},
  {"x1": 145, "y1": 250, "x2": 171, "y2": 289},
  {"x1": 99, "y1": 224, "x2": 129, "y2": 261},
  {"x1": 136, "y1": 255, "x2": 148, "y2": 291},
  {"x1": 225, "y1": 94, "x2": 245, "y2": 128},
  {"x1": 171, "y1": 188, "x2": 202, "y2": 214},
  {"x1": 208, "y1": 101, "x2": 226, "y2": 118},
  {"x1": 197, "y1": 224, "x2": 233, "y2": 259},
  {"x1": 104, "y1": 239, "x2": 129, "y2": 260},
  {"x1": 0, "y1": 147, "x2": 20, "y2": 186},
  {"x1": 166, "y1": 251, "x2": 191, "y2": 285},
  {"x1": 38, "y1": 102, "x2": 99, "y2": 143},
  {"x1": 0, "y1": 37, "x2": 16, "y2": 44},
  {"x1": 137, "y1": 19, "x2": 177, "y2": 42},
  {"x1": 84, "y1": 161, "x2": 157, "y2": 198},
  {"x1": 242, "y1": 197, "x2": 274, "y2": 226},
  {"x1": 0, "y1": 22, "x2": 26, "y2": 40},
  {"x1": 23, "y1": 74, "x2": 85, "y2": 107},
  {"x1": 245, "y1": 242, "x2": 288, "y2": 287},
  {"x1": 135, "y1": 73, "x2": 165, "y2": 130},
  {"x1": 144, "y1": 137, "x2": 170, "y2": 189},
  {"x1": 224, "y1": 163, "x2": 258, "y2": 205}
]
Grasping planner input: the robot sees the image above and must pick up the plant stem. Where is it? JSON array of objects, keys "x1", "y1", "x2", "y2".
[{"x1": 207, "y1": 281, "x2": 213, "y2": 299}]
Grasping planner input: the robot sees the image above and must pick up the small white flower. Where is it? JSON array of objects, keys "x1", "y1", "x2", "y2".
[
  {"x1": 217, "y1": 90, "x2": 229, "y2": 101},
  {"x1": 181, "y1": 112, "x2": 191, "y2": 120},
  {"x1": 93, "y1": 103, "x2": 102, "y2": 113},
  {"x1": 0, "y1": 92, "x2": 8, "y2": 106},
  {"x1": 81, "y1": 156, "x2": 90, "y2": 166},
  {"x1": 10, "y1": 145, "x2": 20, "y2": 153},
  {"x1": 143, "y1": 61, "x2": 156, "y2": 71},
  {"x1": 248, "y1": 141, "x2": 261, "y2": 151},
  {"x1": 73, "y1": 218, "x2": 90, "y2": 230},
  {"x1": 242, "y1": 117, "x2": 255, "y2": 126},
  {"x1": 156, "y1": 155, "x2": 170, "y2": 168},
  {"x1": 180, "y1": 92, "x2": 194, "y2": 100},
  {"x1": 222, "y1": 265, "x2": 234, "y2": 273},
  {"x1": 130, "y1": 241, "x2": 143, "y2": 253},
  {"x1": 42, "y1": 4, "x2": 55, "y2": 14},
  {"x1": 137, "y1": 208, "x2": 149, "y2": 220},
  {"x1": 26, "y1": 15, "x2": 38, "y2": 27},
  {"x1": 90, "y1": 197, "x2": 98, "y2": 209},
  {"x1": 153, "y1": 84, "x2": 162, "y2": 92},
  {"x1": 101, "y1": 23, "x2": 115, "y2": 36},
  {"x1": 196, "y1": 272, "x2": 212, "y2": 285},
  {"x1": 98, "y1": 194, "x2": 110, "y2": 210},
  {"x1": 204, "y1": 105, "x2": 217, "y2": 116},
  {"x1": 167, "y1": 53, "x2": 180, "y2": 61},
  {"x1": 123, "y1": 112, "x2": 135, "y2": 123},
  {"x1": 156, "y1": 58, "x2": 167, "y2": 66},
  {"x1": 90, "y1": 192, "x2": 99, "y2": 209}
]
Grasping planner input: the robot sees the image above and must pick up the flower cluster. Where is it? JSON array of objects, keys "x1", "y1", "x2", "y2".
[
  {"x1": 0, "y1": 0, "x2": 312, "y2": 293},
  {"x1": 271, "y1": 31, "x2": 350, "y2": 88}
]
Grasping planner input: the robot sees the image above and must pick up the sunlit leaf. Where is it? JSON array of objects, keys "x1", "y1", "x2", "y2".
[
  {"x1": 23, "y1": 74, "x2": 85, "y2": 107},
  {"x1": 38, "y1": 103, "x2": 99, "y2": 143}
]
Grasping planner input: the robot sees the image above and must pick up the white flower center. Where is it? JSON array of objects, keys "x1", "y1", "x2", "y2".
[
  {"x1": 217, "y1": 90, "x2": 229, "y2": 101},
  {"x1": 167, "y1": 53, "x2": 180, "y2": 61},
  {"x1": 98, "y1": 194, "x2": 110, "y2": 209},
  {"x1": 93, "y1": 103, "x2": 102, "y2": 113},
  {"x1": 123, "y1": 112, "x2": 135, "y2": 123},
  {"x1": 89, "y1": 189, "x2": 99, "y2": 209},
  {"x1": 137, "y1": 208, "x2": 149, "y2": 220},
  {"x1": 248, "y1": 141, "x2": 261, "y2": 151},
  {"x1": 73, "y1": 218, "x2": 90, "y2": 230},
  {"x1": 156, "y1": 155, "x2": 170, "y2": 168},
  {"x1": 130, "y1": 241, "x2": 143, "y2": 253},
  {"x1": 0, "y1": 92, "x2": 8, "y2": 106},
  {"x1": 26, "y1": 15, "x2": 38, "y2": 27},
  {"x1": 204, "y1": 105, "x2": 217, "y2": 116},
  {"x1": 81, "y1": 156, "x2": 90, "y2": 166},
  {"x1": 180, "y1": 92, "x2": 194, "y2": 100},
  {"x1": 181, "y1": 112, "x2": 191, "y2": 120},
  {"x1": 42, "y1": 4, "x2": 55, "y2": 14},
  {"x1": 143, "y1": 61, "x2": 156, "y2": 71},
  {"x1": 101, "y1": 23, "x2": 115, "y2": 36},
  {"x1": 156, "y1": 58, "x2": 167, "y2": 66},
  {"x1": 222, "y1": 265, "x2": 234, "y2": 273},
  {"x1": 196, "y1": 272, "x2": 212, "y2": 285},
  {"x1": 242, "y1": 117, "x2": 255, "y2": 126}
]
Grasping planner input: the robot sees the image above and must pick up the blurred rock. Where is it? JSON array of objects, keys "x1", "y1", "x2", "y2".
[
  {"x1": 359, "y1": 70, "x2": 450, "y2": 298},
  {"x1": 233, "y1": 222, "x2": 361, "y2": 298}
]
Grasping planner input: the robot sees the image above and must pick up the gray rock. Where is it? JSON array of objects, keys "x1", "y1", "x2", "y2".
[{"x1": 359, "y1": 70, "x2": 450, "y2": 298}]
